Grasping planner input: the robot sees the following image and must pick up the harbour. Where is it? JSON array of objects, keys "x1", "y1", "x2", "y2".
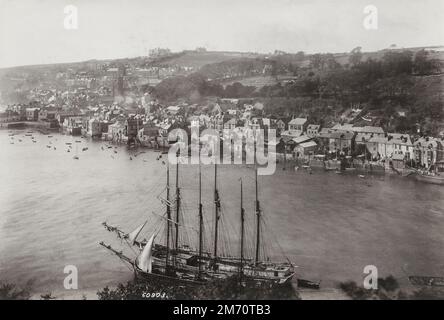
[{"x1": 1, "y1": 129, "x2": 443, "y2": 298}]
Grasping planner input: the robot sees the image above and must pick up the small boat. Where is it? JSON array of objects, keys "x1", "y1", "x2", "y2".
[
  {"x1": 82, "y1": 147, "x2": 88, "y2": 151},
  {"x1": 415, "y1": 173, "x2": 444, "y2": 185},
  {"x1": 358, "y1": 175, "x2": 365, "y2": 179},
  {"x1": 409, "y1": 276, "x2": 444, "y2": 287},
  {"x1": 297, "y1": 279, "x2": 321, "y2": 289}
]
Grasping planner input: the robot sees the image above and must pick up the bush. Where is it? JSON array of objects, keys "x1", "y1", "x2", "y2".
[
  {"x1": 0, "y1": 281, "x2": 33, "y2": 300},
  {"x1": 97, "y1": 275, "x2": 300, "y2": 300}
]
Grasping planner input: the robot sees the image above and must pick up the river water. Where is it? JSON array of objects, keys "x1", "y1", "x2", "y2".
[{"x1": 0, "y1": 130, "x2": 443, "y2": 299}]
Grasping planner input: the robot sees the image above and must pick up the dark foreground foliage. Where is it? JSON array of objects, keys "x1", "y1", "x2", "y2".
[
  {"x1": 97, "y1": 275, "x2": 300, "y2": 300},
  {"x1": 0, "y1": 281, "x2": 33, "y2": 300},
  {"x1": 339, "y1": 275, "x2": 444, "y2": 300}
]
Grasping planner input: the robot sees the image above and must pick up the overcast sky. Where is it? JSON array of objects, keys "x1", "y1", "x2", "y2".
[{"x1": 0, "y1": 0, "x2": 443, "y2": 68}]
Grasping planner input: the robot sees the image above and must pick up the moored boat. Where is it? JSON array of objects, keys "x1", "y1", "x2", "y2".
[{"x1": 415, "y1": 173, "x2": 444, "y2": 185}]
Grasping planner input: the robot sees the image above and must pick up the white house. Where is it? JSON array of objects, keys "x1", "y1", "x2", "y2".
[
  {"x1": 306, "y1": 124, "x2": 320, "y2": 138},
  {"x1": 288, "y1": 118, "x2": 307, "y2": 135}
]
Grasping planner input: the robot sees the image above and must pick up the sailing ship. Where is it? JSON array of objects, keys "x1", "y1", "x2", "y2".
[{"x1": 100, "y1": 146, "x2": 295, "y2": 287}]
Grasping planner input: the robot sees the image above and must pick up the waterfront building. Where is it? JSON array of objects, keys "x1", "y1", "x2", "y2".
[
  {"x1": 292, "y1": 134, "x2": 312, "y2": 145},
  {"x1": 390, "y1": 153, "x2": 408, "y2": 170},
  {"x1": 56, "y1": 110, "x2": 83, "y2": 126},
  {"x1": 108, "y1": 120, "x2": 126, "y2": 142},
  {"x1": 223, "y1": 118, "x2": 237, "y2": 130},
  {"x1": 331, "y1": 123, "x2": 354, "y2": 132},
  {"x1": 125, "y1": 117, "x2": 144, "y2": 139},
  {"x1": 25, "y1": 108, "x2": 40, "y2": 121},
  {"x1": 276, "y1": 119, "x2": 287, "y2": 132},
  {"x1": 367, "y1": 133, "x2": 414, "y2": 161},
  {"x1": 353, "y1": 126, "x2": 385, "y2": 138},
  {"x1": 38, "y1": 107, "x2": 58, "y2": 121},
  {"x1": 306, "y1": 124, "x2": 321, "y2": 138},
  {"x1": 137, "y1": 123, "x2": 159, "y2": 147},
  {"x1": 288, "y1": 118, "x2": 308, "y2": 135},
  {"x1": 0, "y1": 110, "x2": 20, "y2": 123},
  {"x1": 87, "y1": 119, "x2": 102, "y2": 138},
  {"x1": 414, "y1": 137, "x2": 443, "y2": 169},
  {"x1": 62, "y1": 116, "x2": 84, "y2": 135},
  {"x1": 294, "y1": 140, "x2": 318, "y2": 159},
  {"x1": 317, "y1": 129, "x2": 355, "y2": 155}
]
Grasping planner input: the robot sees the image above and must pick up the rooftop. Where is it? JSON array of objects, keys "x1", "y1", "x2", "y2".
[{"x1": 289, "y1": 117, "x2": 307, "y2": 125}]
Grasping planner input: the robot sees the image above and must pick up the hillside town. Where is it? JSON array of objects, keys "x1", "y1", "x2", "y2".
[
  {"x1": 1, "y1": 91, "x2": 443, "y2": 177},
  {"x1": 2, "y1": 0, "x2": 444, "y2": 303}
]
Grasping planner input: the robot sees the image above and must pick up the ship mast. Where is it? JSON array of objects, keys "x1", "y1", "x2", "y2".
[
  {"x1": 175, "y1": 149, "x2": 180, "y2": 251},
  {"x1": 254, "y1": 140, "x2": 261, "y2": 265},
  {"x1": 165, "y1": 163, "x2": 171, "y2": 270},
  {"x1": 240, "y1": 178, "x2": 245, "y2": 275},
  {"x1": 198, "y1": 151, "x2": 204, "y2": 275},
  {"x1": 213, "y1": 162, "x2": 220, "y2": 270}
]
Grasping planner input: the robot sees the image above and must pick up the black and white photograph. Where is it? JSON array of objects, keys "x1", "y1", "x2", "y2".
[{"x1": 0, "y1": 0, "x2": 443, "y2": 305}]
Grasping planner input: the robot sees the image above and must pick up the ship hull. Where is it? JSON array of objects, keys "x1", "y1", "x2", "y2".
[
  {"x1": 134, "y1": 266, "x2": 207, "y2": 286},
  {"x1": 415, "y1": 174, "x2": 444, "y2": 185},
  {"x1": 134, "y1": 266, "x2": 295, "y2": 287}
]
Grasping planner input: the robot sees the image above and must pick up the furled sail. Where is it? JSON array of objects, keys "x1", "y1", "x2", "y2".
[
  {"x1": 128, "y1": 220, "x2": 147, "y2": 245},
  {"x1": 136, "y1": 234, "x2": 156, "y2": 273}
]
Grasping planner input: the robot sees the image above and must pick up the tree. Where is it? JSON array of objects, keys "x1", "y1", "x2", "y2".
[
  {"x1": 309, "y1": 54, "x2": 323, "y2": 69},
  {"x1": 0, "y1": 281, "x2": 32, "y2": 300},
  {"x1": 382, "y1": 50, "x2": 414, "y2": 76},
  {"x1": 349, "y1": 47, "x2": 363, "y2": 67},
  {"x1": 413, "y1": 49, "x2": 440, "y2": 75}
]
